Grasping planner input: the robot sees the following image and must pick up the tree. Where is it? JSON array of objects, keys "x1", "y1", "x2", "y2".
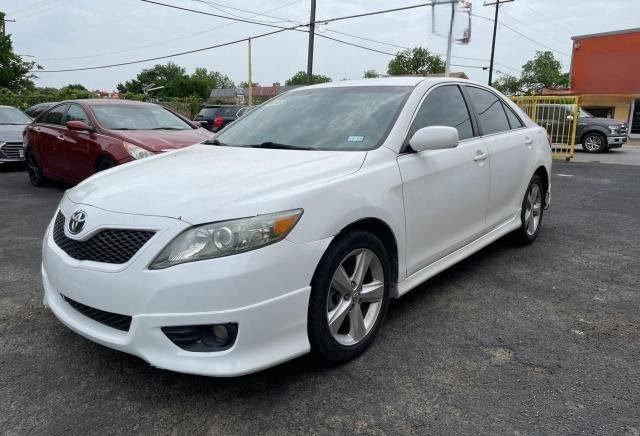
[
  {"x1": 387, "y1": 47, "x2": 444, "y2": 76},
  {"x1": 519, "y1": 51, "x2": 569, "y2": 95},
  {"x1": 238, "y1": 81, "x2": 259, "y2": 88},
  {"x1": 363, "y1": 70, "x2": 380, "y2": 79},
  {"x1": 117, "y1": 63, "x2": 233, "y2": 99},
  {"x1": 57, "y1": 84, "x2": 92, "y2": 100},
  {"x1": 493, "y1": 51, "x2": 569, "y2": 96},
  {"x1": 285, "y1": 71, "x2": 332, "y2": 86},
  {"x1": 0, "y1": 15, "x2": 40, "y2": 92}
]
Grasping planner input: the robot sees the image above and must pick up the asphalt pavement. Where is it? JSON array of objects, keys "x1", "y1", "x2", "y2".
[{"x1": 1, "y1": 160, "x2": 639, "y2": 435}]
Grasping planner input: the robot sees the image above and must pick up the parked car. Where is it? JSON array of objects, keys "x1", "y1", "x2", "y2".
[
  {"x1": 194, "y1": 104, "x2": 245, "y2": 132},
  {"x1": 535, "y1": 103, "x2": 628, "y2": 153},
  {"x1": 25, "y1": 102, "x2": 58, "y2": 119},
  {"x1": 0, "y1": 105, "x2": 31, "y2": 165},
  {"x1": 24, "y1": 99, "x2": 212, "y2": 186},
  {"x1": 41, "y1": 78, "x2": 551, "y2": 376}
]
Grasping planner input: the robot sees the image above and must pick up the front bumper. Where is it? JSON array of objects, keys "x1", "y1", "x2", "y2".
[
  {"x1": 42, "y1": 202, "x2": 332, "y2": 377},
  {"x1": 607, "y1": 135, "x2": 627, "y2": 148}
]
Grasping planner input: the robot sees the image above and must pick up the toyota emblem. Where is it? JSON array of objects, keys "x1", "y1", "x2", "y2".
[{"x1": 68, "y1": 210, "x2": 87, "y2": 234}]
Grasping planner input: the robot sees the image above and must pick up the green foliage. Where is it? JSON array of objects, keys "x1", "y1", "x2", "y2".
[
  {"x1": 57, "y1": 84, "x2": 92, "y2": 100},
  {"x1": 493, "y1": 51, "x2": 569, "y2": 96},
  {"x1": 387, "y1": 48, "x2": 444, "y2": 76},
  {"x1": 0, "y1": 18, "x2": 41, "y2": 92},
  {"x1": 116, "y1": 63, "x2": 234, "y2": 99},
  {"x1": 238, "y1": 81, "x2": 259, "y2": 88},
  {"x1": 285, "y1": 71, "x2": 332, "y2": 86},
  {"x1": 363, "y1": 70, "x2": 380, "y2": 79}
]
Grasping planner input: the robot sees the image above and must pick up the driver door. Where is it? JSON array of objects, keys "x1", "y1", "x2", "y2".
[{"x1": 397, "y1": 84, "x2": 491, "y2": 276}]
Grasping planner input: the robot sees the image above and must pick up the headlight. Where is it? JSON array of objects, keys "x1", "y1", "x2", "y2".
[
  {"x1": 608, "y1": 125, "x2": 619, "y2": 134},
  {"x1": 149, "y1": 209, "x2": 303, "y2": 269},
  {"x1": 123, "y1": 141, "x2": 154, "y2": 159}
]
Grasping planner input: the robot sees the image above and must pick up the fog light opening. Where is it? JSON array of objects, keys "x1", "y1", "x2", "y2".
[{"x1": 162, "y1": 323, "x2": 238, "y2": 352}]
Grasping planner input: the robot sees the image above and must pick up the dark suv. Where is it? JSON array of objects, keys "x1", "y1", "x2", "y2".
[
  {"x1": 194, "y1": 104, "x2": 245, "y2": 132},
  {"x1": 536, "y1": 104, "x2": 628, "y2": 153}
]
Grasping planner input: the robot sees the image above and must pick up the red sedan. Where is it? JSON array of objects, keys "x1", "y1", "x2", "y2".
[{"x1": 24, "y1": 99, "x2": 212, "y2": 186}]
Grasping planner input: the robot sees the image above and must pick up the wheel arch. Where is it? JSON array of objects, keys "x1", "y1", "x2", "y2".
[
  {"x1": 328, "y1": 217, "x2": 400, "y2": 290},
  {"x1": 94, "y1": 153, "x2": 116, "y2": 172},
  {"x1": 534, "y1": 165, "x2": 549, "y2": 199},
  {"x1": 578, "y1": 127, "x2": 607, "y2": 144}
]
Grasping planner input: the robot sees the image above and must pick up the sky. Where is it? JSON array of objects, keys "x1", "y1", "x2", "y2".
[{"x1": 2, "y1": 0, "x2": 638, "y2": 91}]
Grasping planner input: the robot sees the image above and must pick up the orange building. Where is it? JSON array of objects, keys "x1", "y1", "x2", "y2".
[{"x1": 569, "y1": 28, "x2": 640, "y2": 137}]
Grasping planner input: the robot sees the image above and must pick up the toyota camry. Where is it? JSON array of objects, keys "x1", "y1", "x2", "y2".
[{"x1": 42, "y1": 77, "x2": 551, "y2": 376}]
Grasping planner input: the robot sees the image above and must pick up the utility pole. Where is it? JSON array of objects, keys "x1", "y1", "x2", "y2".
[
  {"x1": 1, "y1": 12, "x2": 16, "y2": 37},
  {"x1": 484, "y1": 0, "x2": 514, "y2": 86},
  {"x1": 247, "y1": 37, "x2": 253, "y2": 106},
  {"x1": 306, "y1": 0, "x2": 316, "y2": 85}
]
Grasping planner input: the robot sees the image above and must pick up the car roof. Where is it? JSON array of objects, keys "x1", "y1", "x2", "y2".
[
  {"x1": 60, "y1": 99, "x2": 158, "y2": 106},
  {"x1": 290, "y1": 76, "x2": 486, "y2": 91},
  {"x1": 201, "y1": 104, "x2": 241, "y2": 108}
]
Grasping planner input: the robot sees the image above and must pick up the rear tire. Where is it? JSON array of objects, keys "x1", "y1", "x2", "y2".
[
  {"x1": 582, "y1": 132, "x2": 607, "y2": 153},
  {"x1": 308, "y1": 231, "x2": 390, "y2": 364},
  {"x1": 513, "y1": 175, "x2": 545, "y2": 245},
  {"x1": 26, "y1": 152, "x2": 47, "y2": 187}
]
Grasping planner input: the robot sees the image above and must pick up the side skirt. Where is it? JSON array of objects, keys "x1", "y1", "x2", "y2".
[{"x1": 394, "y1": 210, "x2": 521, "y2": 298}]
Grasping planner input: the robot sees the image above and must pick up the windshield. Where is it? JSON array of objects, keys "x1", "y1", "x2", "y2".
[
  {"x1": 196, "y1": 107, "x2": 239, "y2": 119},
  {"x1": 579, "y1": 108, "x2": 593, "y2": 118},
  {"x1": 0, "y1": 107, "x2": 31, "y2": 124},
  {"x1": 215, "y1": 86, "x2": 413, "y2": 151},
  {"x1": 92, "y1": 104, "x2": 193, "y2": 130}
]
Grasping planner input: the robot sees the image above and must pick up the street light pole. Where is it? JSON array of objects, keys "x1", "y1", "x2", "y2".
[
  {"x1": 444, "y1": 1, "x2": 455, "y2": 77},
  {"x1": 248, "y1": 37, "x2": 253, "y2": 106}
]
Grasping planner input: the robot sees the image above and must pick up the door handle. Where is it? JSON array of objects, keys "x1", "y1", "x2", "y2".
[
  {"x1": 473, "y1": 151, "x2": 489, "y2": 162},
  {"x1": 525, "y1": 137, "x2": 534, "y2": 147},
  {"x1": 57, "y1": 135, "x2": 65, "y2": 141}
]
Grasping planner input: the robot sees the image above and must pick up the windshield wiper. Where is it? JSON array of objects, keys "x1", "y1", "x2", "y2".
[
  {"x1": 0, "y1": 123, "x2": 26, "y2": 125},
  {"x1": 148, "y1": 127, "x2": 185, "y2": 130},
  {"x1": 248, "y1": 142, "x2": 313, "y2": 150},
  {"x1": 202, "y1": 138, "x2": 226, "y2": 146}
]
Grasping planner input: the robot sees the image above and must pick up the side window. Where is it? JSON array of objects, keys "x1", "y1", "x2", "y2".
[
  {"x1": 503, "y1": 102, "x2": 524, "y2": 129},
  {"x1": 465, "y1": 87, "x2": 510, "y2": 135},
  {"x1": 410, "y1": 85, "x2": 474, "y2": 140},
  {"x1": 41, "y1": 104, "x2": 69, "y2": 126},
  {"x1": 66, "y1": 105, "x2": 92, "y2": 125}
]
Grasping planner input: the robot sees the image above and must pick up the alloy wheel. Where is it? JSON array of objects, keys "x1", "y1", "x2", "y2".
[
  {"x1": 524, "y1": 184, "x2": 542, "y2": 236},
  {"x1": 584, "y1": 135, "x2": 603, "y2": 152},
  {"x1": 326, "y1": 248, "x2": 385, "y2": 346}
]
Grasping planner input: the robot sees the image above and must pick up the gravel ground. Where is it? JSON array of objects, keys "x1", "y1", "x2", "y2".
[{"x1": 1, "y1": 160, "x2": 639, "y2": 435}]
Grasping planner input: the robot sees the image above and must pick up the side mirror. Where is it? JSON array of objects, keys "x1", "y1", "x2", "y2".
[
  {"x1": 409, "y1": 126, "x2": 459, "y2": 152},
  {"x1": 66, "y1": 120, "x2": 91, "y2": 132},
  {"x1": 195, "y1": 120, "x2": 208, "y2": 128}
]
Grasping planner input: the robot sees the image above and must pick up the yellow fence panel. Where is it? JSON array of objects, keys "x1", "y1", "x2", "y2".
[{"x1": 510, "y1": 96, "x2": 579, "y2": 161}]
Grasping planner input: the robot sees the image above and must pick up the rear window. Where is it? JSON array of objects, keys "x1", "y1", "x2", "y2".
[{"x1": 196, "y1": 106, "x2": 238, "y2": 119}]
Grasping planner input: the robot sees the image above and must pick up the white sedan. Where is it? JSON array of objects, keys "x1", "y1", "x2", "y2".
[{"x1": 42, "y1": 77, "x2": 551, "y2": 376}]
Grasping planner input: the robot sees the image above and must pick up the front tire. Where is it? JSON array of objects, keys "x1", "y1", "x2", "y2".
[
  {"x1": 513, "y1": 175, "x2": 545, "y2": 244},
  {"x1": 582, "y1": 132, "x2": 607, "y2": 153},
  {"x1": 95, "y1": 157, "x2": 116, "y2": 172},
  {"x1": 308, "y1": 231, "x2": 390, "y2": 363},
  {"x1": 26, "y1": 152, "x2": 46, "y2": 187}
]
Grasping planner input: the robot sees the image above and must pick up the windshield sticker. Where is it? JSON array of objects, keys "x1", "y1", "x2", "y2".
[{"x1": 347, "y1": 136, "x2": 364, "y2": 142}]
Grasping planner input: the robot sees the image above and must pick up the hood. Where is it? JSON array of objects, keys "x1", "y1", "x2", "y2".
[
  {"x1": 0, "y1": 124, "x2": 28, "y2": 143},
  {"x1": 580, "y1": 116, "x2": 626, "y2": 126},
  {"x1": 67, "y1": 144, "x2": 367, "y2": 224},
  {"x1": 107, "y1": 128, "x2": 212, "y2": 152}
]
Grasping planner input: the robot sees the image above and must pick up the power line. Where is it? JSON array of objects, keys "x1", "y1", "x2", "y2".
[
  {"x1": 190, "y1": 0, "x2": 301, "y2": 25},
  {"x1": 500, "y1": 9, "x2": 568, "y2": 46},
  {"x1": 471, "y1": 13, "x2": 571, "y2": 58},
  {"x1": 34, "y1": 2, "x2": 445, "y2": 73},
  {"x1": 7, "y1": 0, "x2": 51, "y2": 16},
  {"x1": 515, "y1": 1, "x2": 572, "y2": 36},
  {"x1": 36, "y1": 0, "x2": 305, "y2": 61},
  {"x1": 10, "y1": 0, "x2": 78, "y2": 19}
]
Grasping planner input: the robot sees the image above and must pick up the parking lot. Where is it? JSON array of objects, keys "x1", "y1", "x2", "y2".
[{"x1": 1, "y1": 159, "x2": 639, "y2": 435}]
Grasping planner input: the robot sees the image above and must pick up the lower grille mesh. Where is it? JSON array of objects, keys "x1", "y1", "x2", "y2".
[{"x1": 62, "y1": 294, "x2": 132, "y2": 331}]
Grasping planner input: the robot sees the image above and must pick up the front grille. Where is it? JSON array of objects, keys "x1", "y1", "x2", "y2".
[
  {"x1": 62, "y1": 294, "x2": 132, "y2": 331},
  {"x1": 0, "y1": 143, "x2": 24, "y2": 160},
  {"x1": 53, "y1": 212, "x2": 155, "y2": 264}
]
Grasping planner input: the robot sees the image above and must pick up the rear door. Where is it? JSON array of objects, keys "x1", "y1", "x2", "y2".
[
  {"x1": 397, "y1": 84, "x2": 491, "y2": 275},
  {"x1": 36, "y1": 104, "x2": 70, "y2": 175},
  {"x1": 57, "y1": 104, "x2": 98, "y2": 181},
  {"x1": 463, "y1": 86, "x2": 533, "y2": 229}
]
